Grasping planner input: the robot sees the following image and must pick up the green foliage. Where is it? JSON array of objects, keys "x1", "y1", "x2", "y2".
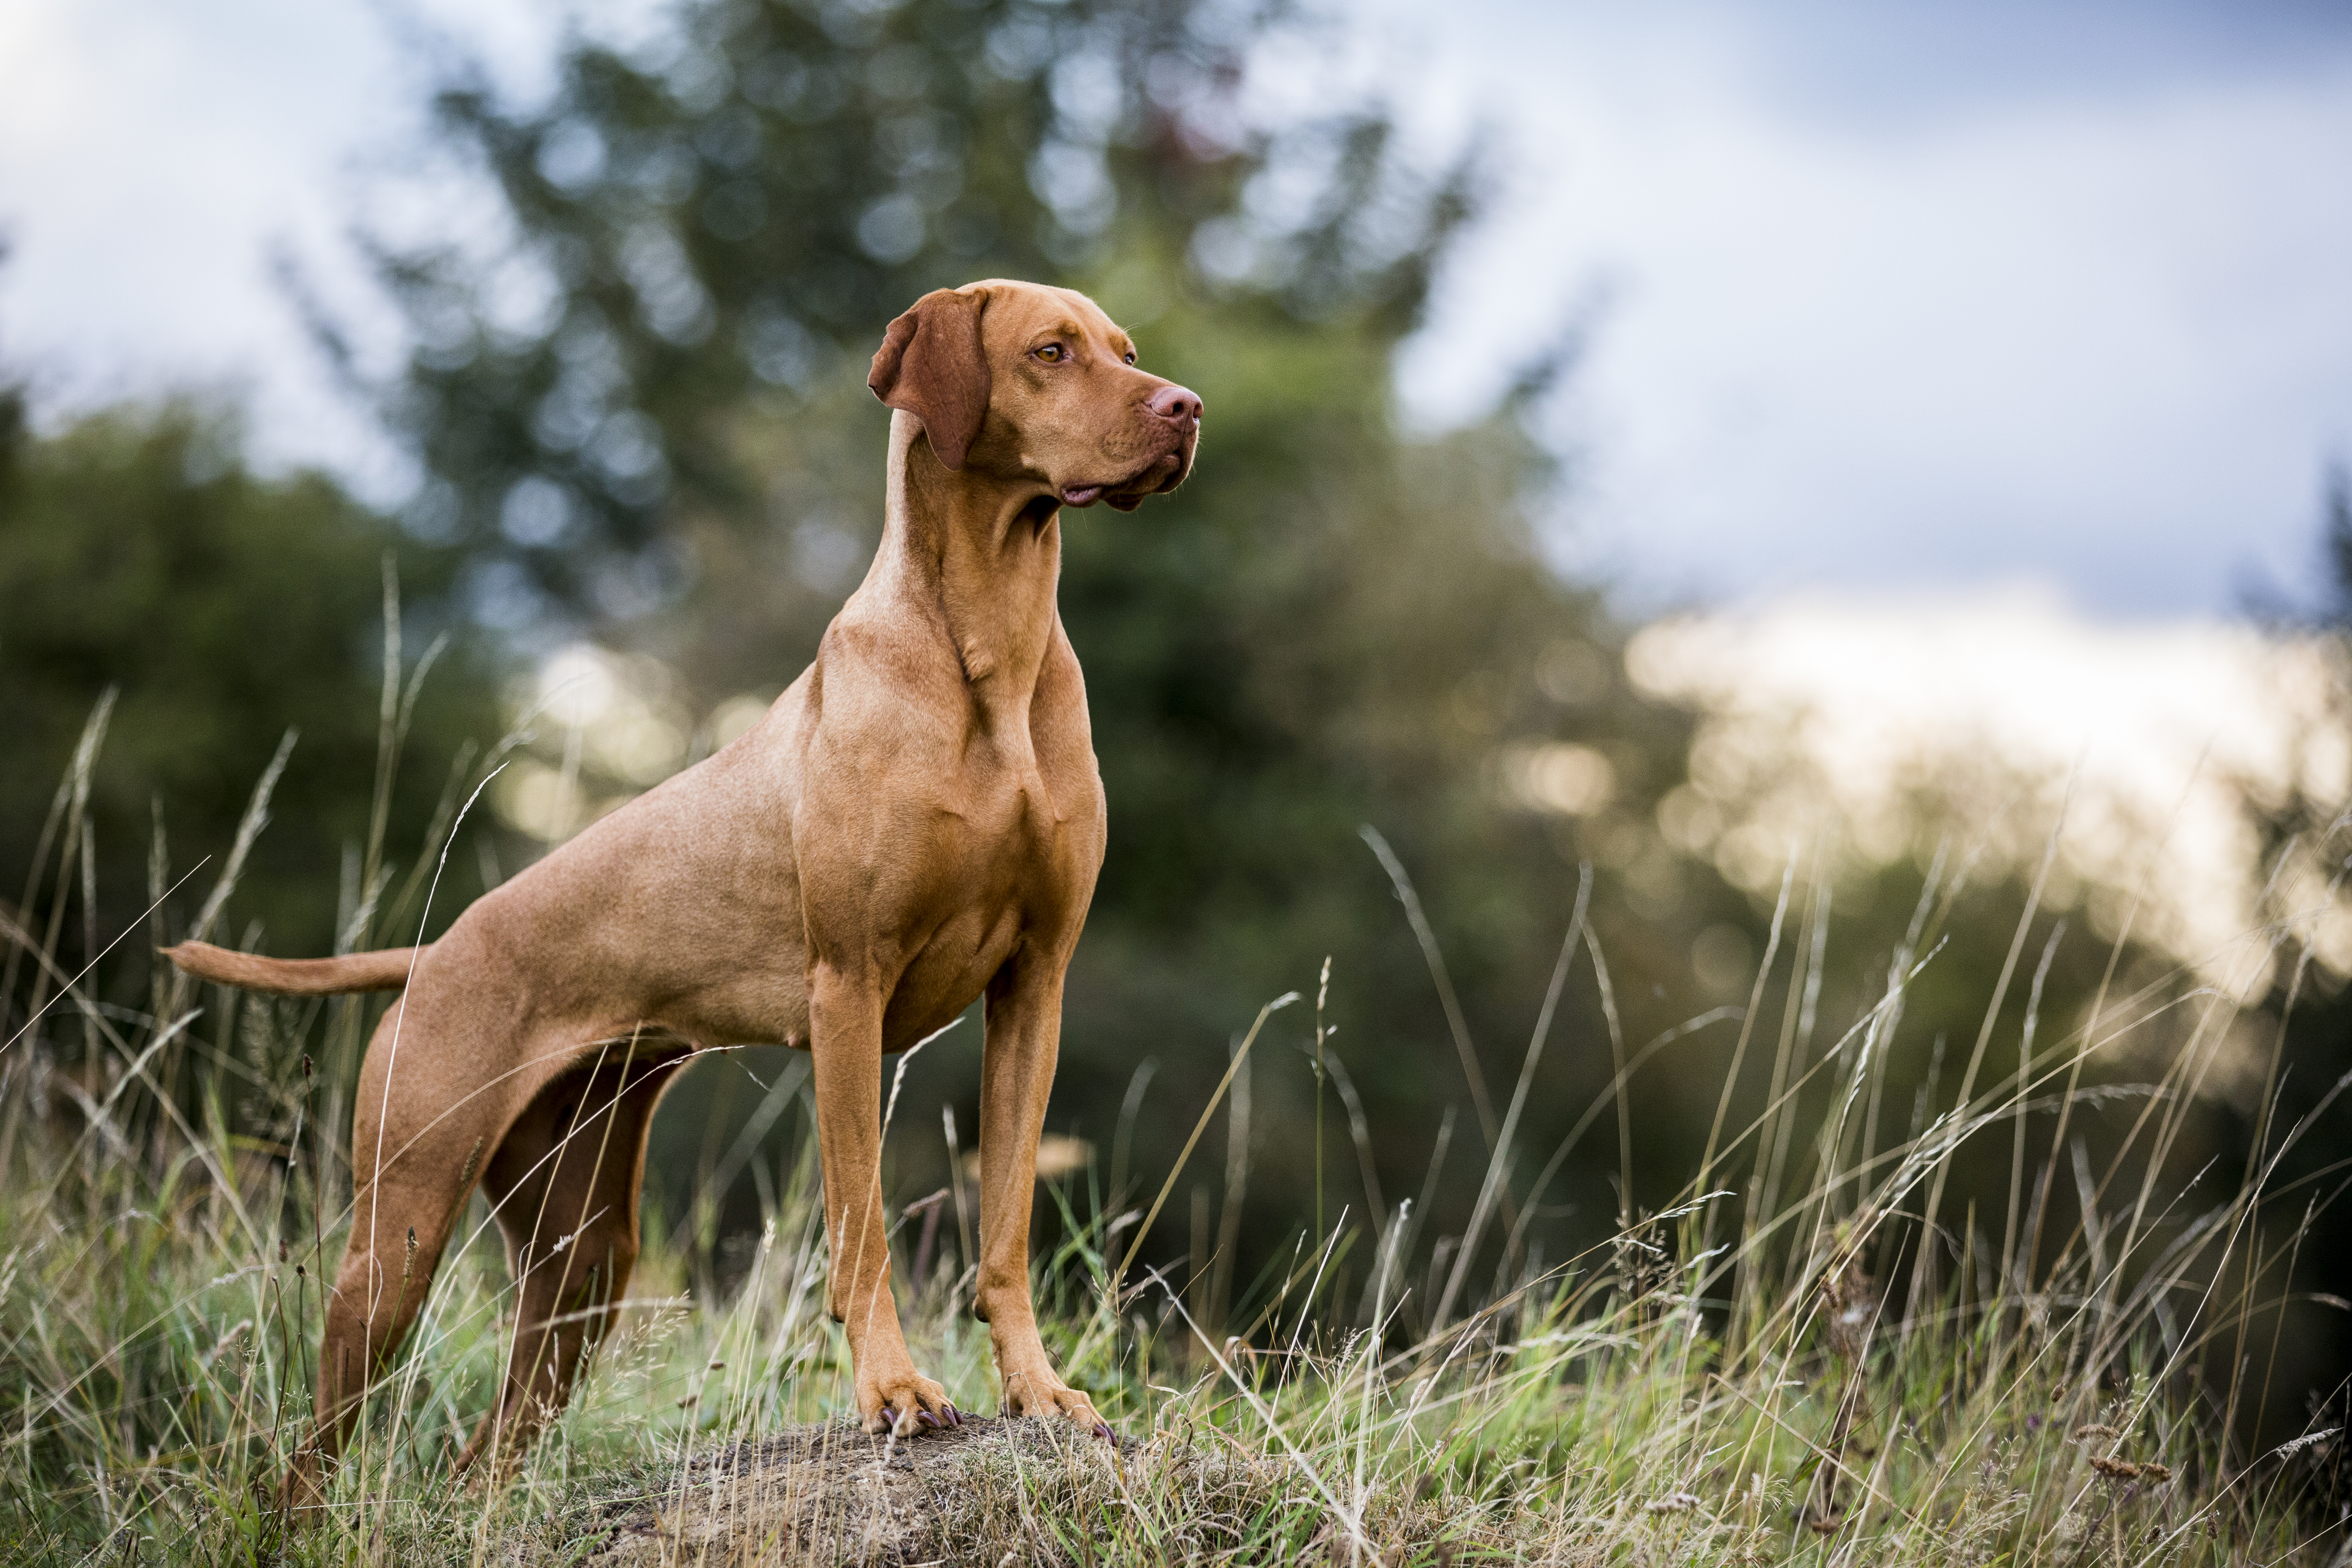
[
  {"x1": 0, "y1": 393, "x2": 498, "y2": 976},
  {"x1": 2233, "y1": 464, "x2": 2352, "y2": 1473},
  {"x1": 373, "y1": 0, "x2": 1284, "y2": 611},
  {"x1": 0, "y1": 871, "x2": 2335, "y2": 1563}
]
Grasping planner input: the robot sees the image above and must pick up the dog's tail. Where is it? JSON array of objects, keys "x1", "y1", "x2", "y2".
[{"x1": 161, "y1": 942, "x2": 424, "y2": 995}]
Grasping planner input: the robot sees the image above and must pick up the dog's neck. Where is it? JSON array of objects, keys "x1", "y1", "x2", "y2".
[{"x1": 870, "y1": 410, "x2": 1063, "y2": 700}]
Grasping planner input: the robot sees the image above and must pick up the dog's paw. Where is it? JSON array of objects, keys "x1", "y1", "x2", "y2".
[
  {"x1": 859, "y1": 1369, "x2": 963, "y2": 1437},
  {"x1": 999, "y1": 1367, "x2": 1109, "y2": 1436}
]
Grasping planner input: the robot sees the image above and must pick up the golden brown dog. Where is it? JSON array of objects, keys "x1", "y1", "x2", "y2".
[{"x1": 165, "y1": 279, "x2": 1202, "y2": 1495}]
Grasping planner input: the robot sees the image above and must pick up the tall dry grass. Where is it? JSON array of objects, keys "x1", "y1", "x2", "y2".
[{"x1": 2, "y1": 663, "x2": 2347, "y2": 1565}]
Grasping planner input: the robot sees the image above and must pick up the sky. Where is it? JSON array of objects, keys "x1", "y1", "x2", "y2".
[
  {"x1": 3, "y1": 0, "x2": 2350, "y2": 618},
  {"x1": 1379, "y1": 0, "x2": 2352, "y2": 615}
]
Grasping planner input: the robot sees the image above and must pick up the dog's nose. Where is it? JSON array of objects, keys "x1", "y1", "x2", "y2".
[{"x1": 1147, "y1": 384, "x2": 1203, "y2": 425}]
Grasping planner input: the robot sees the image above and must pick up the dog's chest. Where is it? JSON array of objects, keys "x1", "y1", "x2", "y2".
[
  {"x1": 937, "y1": 731, "x2": 1099, "y2": 908},
  {"x1": 880, "y1": 732, "x2": 1099, "y2": 1032}
]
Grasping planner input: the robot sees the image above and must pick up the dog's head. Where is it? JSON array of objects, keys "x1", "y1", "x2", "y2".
[{"x1": 867, "y1": 280, "x2": 1201, "y2": 513}]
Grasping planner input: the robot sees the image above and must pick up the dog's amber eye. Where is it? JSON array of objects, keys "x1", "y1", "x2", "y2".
[{"x1": 1034, "y1": 344, "x2": 1063, "y2": 362}]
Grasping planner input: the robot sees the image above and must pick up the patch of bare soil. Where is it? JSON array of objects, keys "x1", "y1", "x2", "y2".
[{"x1": 536, "y1": 1417, "x2": 1124, "y2": 1566}]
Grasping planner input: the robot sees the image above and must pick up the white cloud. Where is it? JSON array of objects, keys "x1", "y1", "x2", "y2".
[
  {"x1": 1626, "y1": 585, "x2": 2352, "y2": 992},
  {"x1": 0, "y1": 0, "x2": 573, "y2": 494},
  {"x1": 0, "y1": 3, "x2": 385, "y2": 468},
  {"x1": 1383, "y1": 1, "x2": 2352, "y2": 615}
]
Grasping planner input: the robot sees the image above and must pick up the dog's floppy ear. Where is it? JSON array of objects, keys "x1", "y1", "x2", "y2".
[{"x1": 868, "y1": 287, "x2": 990, "y2": 471}]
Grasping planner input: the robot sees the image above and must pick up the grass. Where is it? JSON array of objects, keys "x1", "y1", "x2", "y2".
[{"x1": 2, "y1": 687, "x2": 2348, "y2": 1564}]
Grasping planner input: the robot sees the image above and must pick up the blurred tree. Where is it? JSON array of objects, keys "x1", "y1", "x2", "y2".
[
  {"x1": 2232, "y1": 462, "x2": 2352, "y2": 1448},
  {"x1": 0, "y1": 387, "x2": 500, "y2": 1028},
  {"x1": 360, "y1": 0, "x2": 1270, "y2": 621}
]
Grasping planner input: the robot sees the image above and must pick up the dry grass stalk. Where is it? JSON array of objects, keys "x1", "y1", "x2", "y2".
[{"x1": 2, "y1": 720, "x2": 2349, "y2": 1564}]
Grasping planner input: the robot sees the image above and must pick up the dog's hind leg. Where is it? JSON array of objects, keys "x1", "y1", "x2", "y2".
[
  {"x1": 287, "y1": 983, "x2": 560, "y2": 1506},
  {"x1": 455, "y1": 1046, "x2": 680, "y2": 1471}
]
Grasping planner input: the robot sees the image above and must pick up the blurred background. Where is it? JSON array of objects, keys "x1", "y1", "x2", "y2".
[{"x1": 5, "y1": 0, "x2": 2352, "y2": 1441}]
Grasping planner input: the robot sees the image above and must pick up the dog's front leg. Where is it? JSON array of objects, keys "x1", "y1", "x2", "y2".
[
  {"x1": 975, "y1": 951, "x2": 1111, "y2": 1436},
  {"x1": 809, "y1": 961, "x2": 960, "y2": 1435}
]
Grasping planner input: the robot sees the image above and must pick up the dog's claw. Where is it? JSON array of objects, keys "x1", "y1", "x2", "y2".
[{"x1": 917, "y1": 1410, "x2": 940, "y2": 1430}]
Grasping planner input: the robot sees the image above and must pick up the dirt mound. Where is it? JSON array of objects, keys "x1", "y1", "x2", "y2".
[{"x1": 548, "y1": 1416, "x2": 1125, "y2": 1565}]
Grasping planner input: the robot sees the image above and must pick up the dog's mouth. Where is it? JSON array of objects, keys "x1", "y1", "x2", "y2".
[{"x1": 1058, "y1": 447, "x2": 1194, "y2": 514}]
